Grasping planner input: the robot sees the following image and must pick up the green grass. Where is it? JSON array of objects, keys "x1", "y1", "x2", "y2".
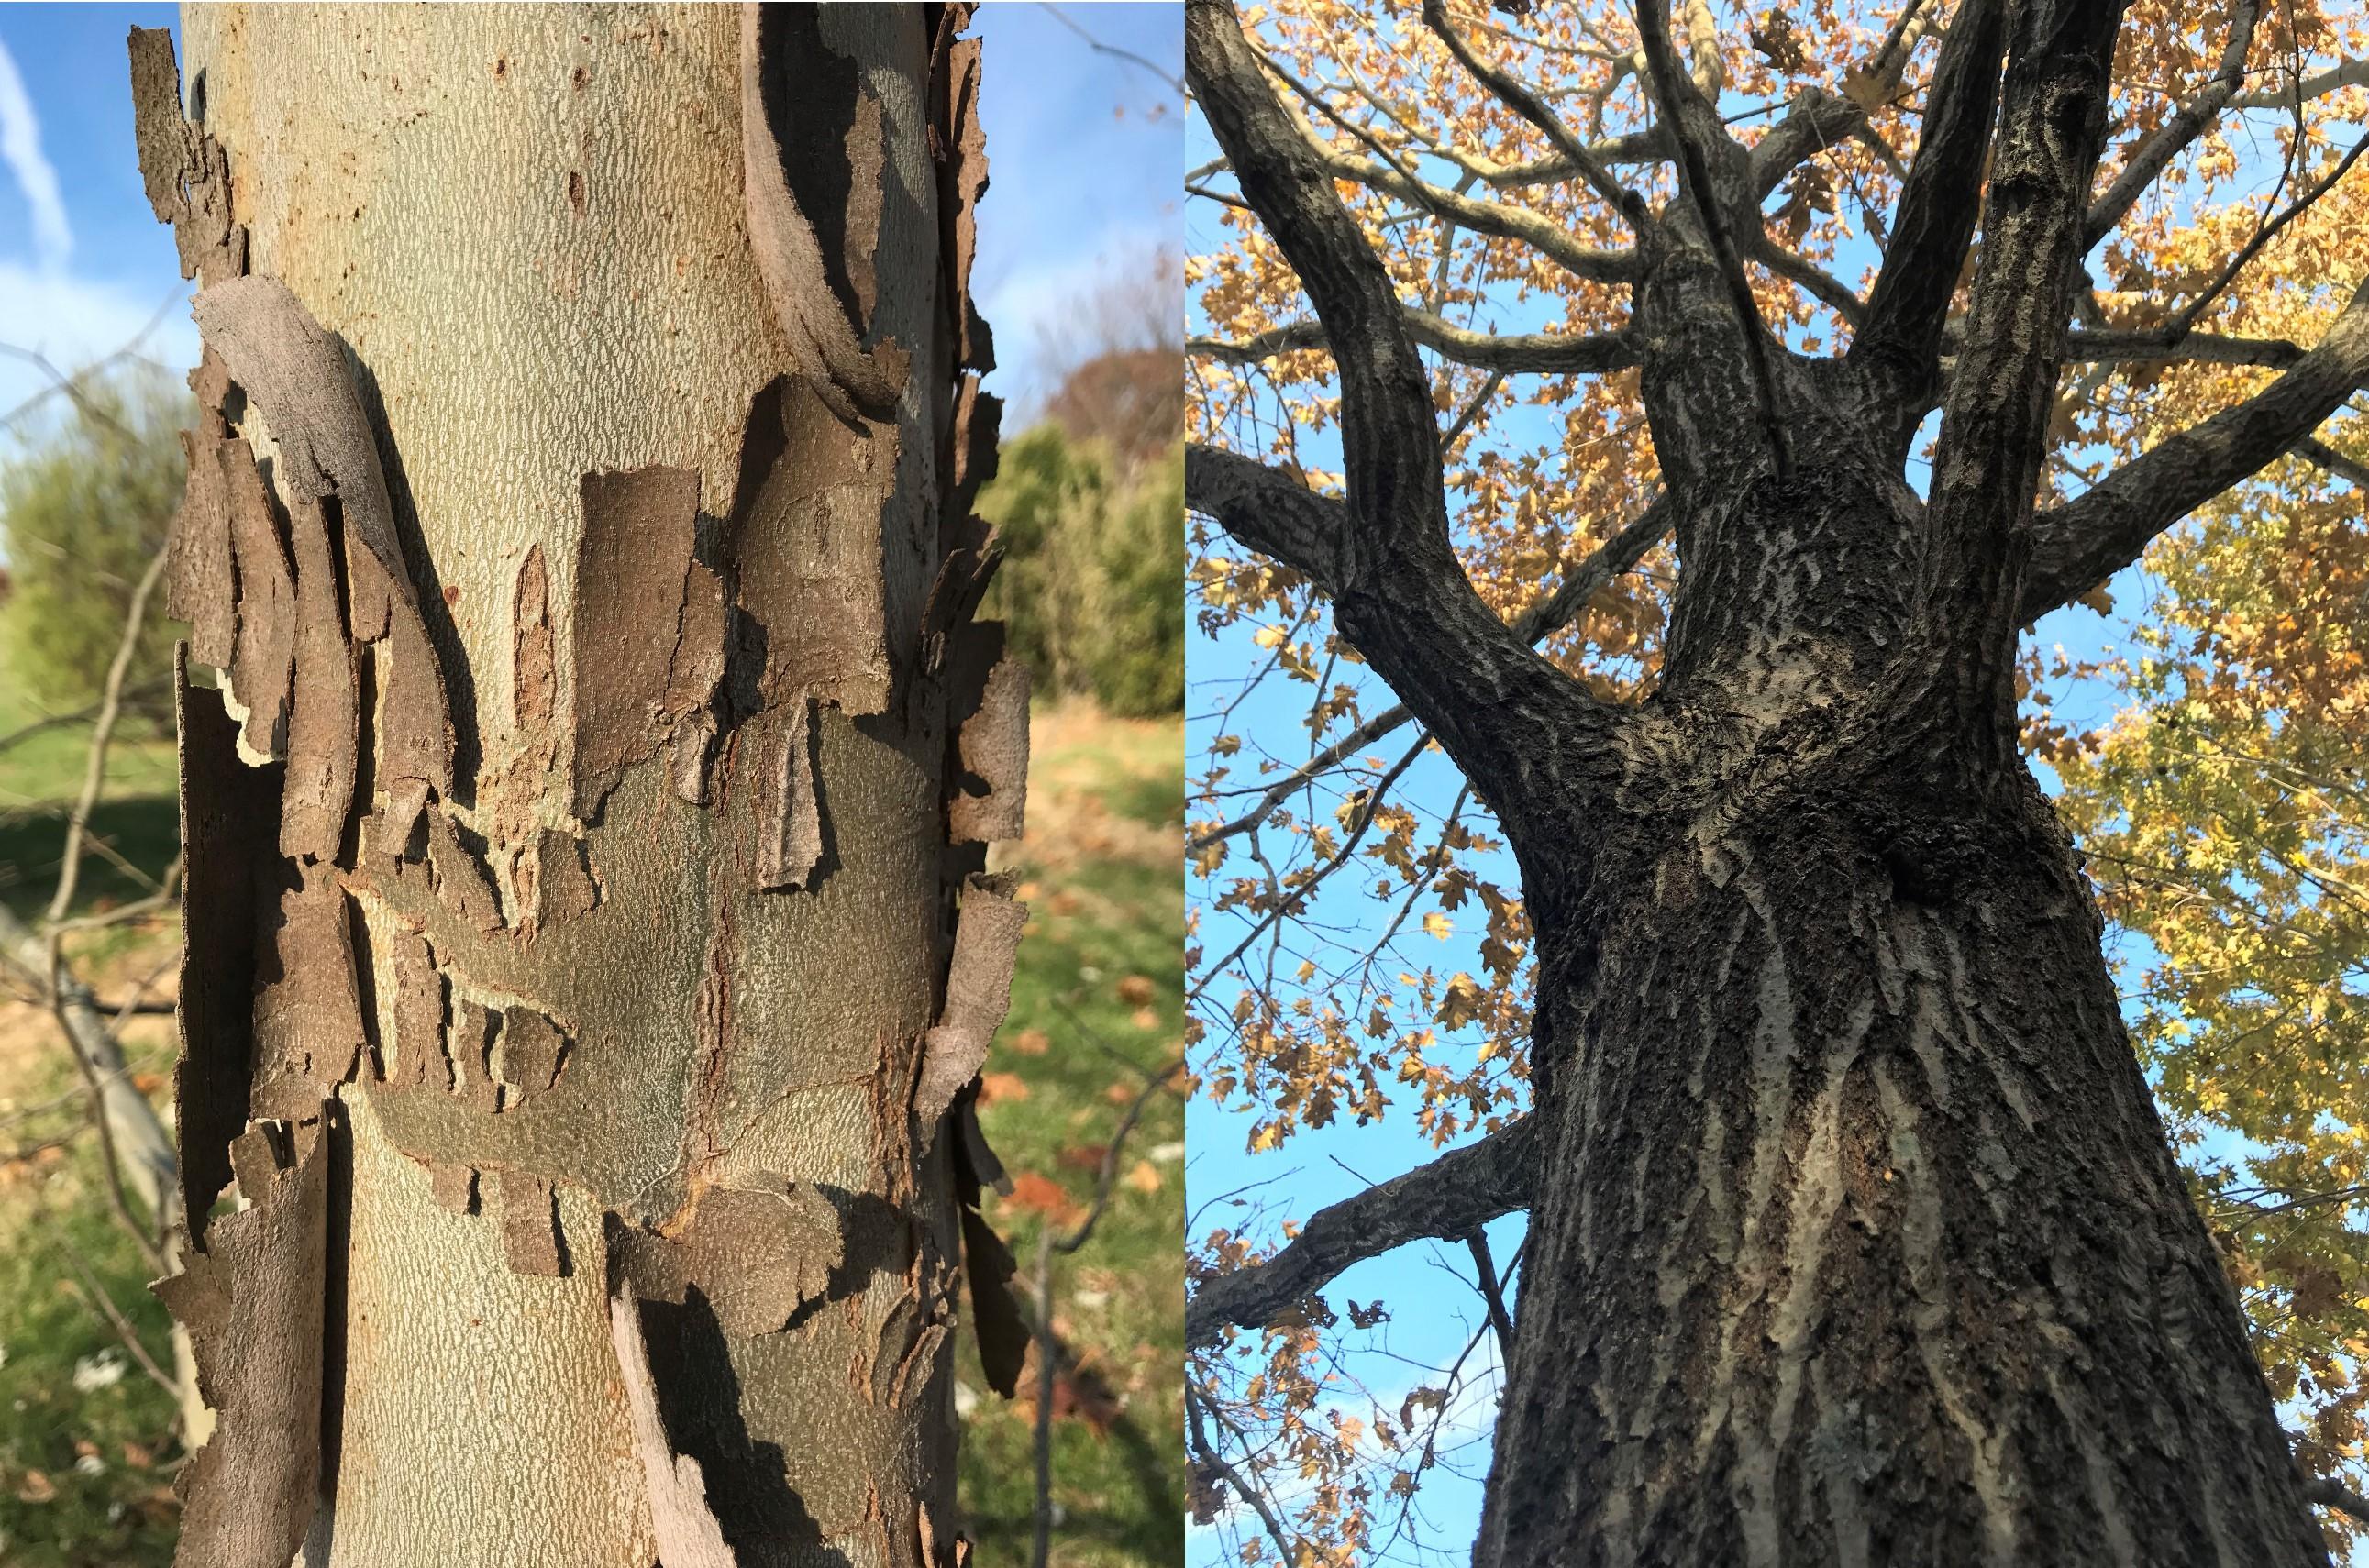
[
  {"x1": 0, "y1": 1078, "x2": 183, "y2": 1568},
  {"x1": 954, "y1": 712, "x2": 1184, "y2": 1564}
]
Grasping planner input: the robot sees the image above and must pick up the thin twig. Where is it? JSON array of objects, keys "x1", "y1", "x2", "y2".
[{"x1": 48, "y1": 532, "x2": 173, "y2": 925}]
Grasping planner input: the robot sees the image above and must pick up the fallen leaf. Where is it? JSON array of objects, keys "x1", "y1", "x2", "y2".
[
  {"x1": 1104, "y1": 1081, "x2": 1133, "y2": 1106},
  {"x1": 1050, "y1": 889, "x2": 1082, "y2": 916},
  {"x1": 1117, "y1": 975, "x2": 1156, "y2": 1005},
  {"x1": 1057, "y1": 1144, "x2": 1109, "y2": 1173},
  {"x1": 1009, "y1": 1027, "x2": 1053, "y2": 1056},
  {"x1": 1124, "y1": 1159, "x2": 1161, "y2": 1195},
  {"x1": 978, "y1": 1071, "x2": 1030, "y2": 1106},
  {"x1": 16, "y1": 1469, "x2": 54, "y2": 1503},
  {"x1": 1129, "y1": 1007, "x2": 1159, "y2": 1031},
  {"x1": 1006, "y1": 1171, "x2": 1082, "y2": 1225}
]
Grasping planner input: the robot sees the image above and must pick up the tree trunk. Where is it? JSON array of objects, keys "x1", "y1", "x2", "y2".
[
  {"x1": 138, "y1": 7, "x2": 1016, "y2": 1565},
  {"x1": 1474, "y1": 483, "x2": 2330, "y2": 1567}
]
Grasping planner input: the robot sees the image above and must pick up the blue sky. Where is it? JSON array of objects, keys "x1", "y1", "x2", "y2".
[{"x1": 0, "y1": 2, "x2": 1180, "y2": 443}]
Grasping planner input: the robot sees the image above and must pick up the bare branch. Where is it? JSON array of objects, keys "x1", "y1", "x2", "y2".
[
  {"x1": 2085, "y1": 0, "x2": 2264, "y2": 248},
  {"x1": 1464, "y1": 1231, "x2": 1516, "y2": 1364},
  {"x1": 2307, "y1": 1476, "x2": 2369, "y2": 1527},
  {"x1": 2021, "y1": 279, "x2": 2369, "y2": 620},
  {"x1": 1189, "y1": 0, "x2": 1629, "y2": 852},
  {"x1": 48, "y1": 534, "x2": 173, "y2": 925},
  {"x1": 2294, "y1": 433, "x2": 2369, "y2": 491},
  {"x1": 1188, "y1": 1385, "x2": 1305, "y2": 1563},
  {"x1": 2054, "y1": 328, "x2": 2305, "y2": 369},
  {"x1": 1187, "y1": 1117, "x2": 1536, "y2": 1346},
  {"x1": 1421, "y1": 0, "x2": 1644, "y2": 218},
  {"x1": 1191, "y1": 312, "x2": 1639, "y2": 374}
]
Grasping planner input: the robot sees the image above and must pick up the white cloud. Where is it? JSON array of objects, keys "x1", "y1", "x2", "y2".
[{"x1": 0, "y1": 37, "x2": 71, "y2": 271}]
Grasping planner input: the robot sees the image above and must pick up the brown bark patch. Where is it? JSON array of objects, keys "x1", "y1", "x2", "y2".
[
  {"x1": 570, "y1": 465, "x2": 712, "y2": 815},
  {"x1": 153, "y1": 1120, "x2": 327, "y2": 1568},
  {"x1": 511, "y1": 543, "x2": 557, "y2": 734},
  {"x1": 914, "y1": 875, "x2": 1027, "y2": 1128},
  {"x1": 499, "y1": 1005, "x2": 572, "y2": 1098},
  {"x1": 279, "y1": 492, "x2": 359, "y2": 862},
  {"x1": 523, "y1": 826, "x2": 601, "y2": 931},
  {"x1": 174, "y1": 659, "x2": 273, "y2": 1239},
  {"x1": 499, "y1": 1171, "x2": 566, "y2": 1277},
  {"x1": 384, "y1": 925, "x2": 449, "y2": 1093},
  {"x1": 251, "y1": 862, "x2": 369, "y2": 1121},
  {"x1": 615, "y1": 1180, "x2": 845, "y2": 1339},
  {"x1": 756, "y1": 697, "x2": 825, "y2": 893},
  {"x1": 425, "y1": 812, "x2": 505, "y2": 933},
  {"x1": 915, "y1": 513, "x2": 1002, "y2": 684},
  {"x1": 945, "y1": 375, "x2": 1002, "y2": 546},
  {"x1": 728, "y1": 378, "x2": 898, "y2": 716}
]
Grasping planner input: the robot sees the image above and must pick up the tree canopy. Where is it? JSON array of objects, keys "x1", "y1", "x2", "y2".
[{"x1": 1183, "y1": 0, "x2": 2369, "y2": 1560}]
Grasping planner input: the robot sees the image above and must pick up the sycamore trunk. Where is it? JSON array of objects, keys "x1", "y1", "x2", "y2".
[{"x1": 148, "y1": 7, "x2": 1016, "y2": 1566}]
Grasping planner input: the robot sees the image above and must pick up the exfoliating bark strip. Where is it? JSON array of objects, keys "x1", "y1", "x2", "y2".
[
  {"x1": 914, "y1": 874, "x2": 1027, "y2": 1128},
  {"x1": 127, "y1": 28, "x2": 246, "y2": 286},
  {"x1": 738, "y1": 2, "x2": 907, "y2": 419},
  {"x1": 153, "y1": 1119, "x2": 328, "y2": 1568},
  {"x1": 931, "y1": 22, "x2": 992, "y2": 373},
  {"x1": 571, "y1": 466, "x2": 718, "y2": 815},
  {"x1": 249, "y1": 859, "x2": 370, "y2": 1121},
  {"x1": 216, "y1": 436, "x2": 296, "y2": 758},
  {"x1": 946, "y1": 628, "x2": 1028, "y2": 845},
  {"x1": 756, "y1": 697, "x2": 825, "y2": 893},
  {"x1": 187, "y1": 275, "x2": 454, "y2": 834},
  {"x1": 609, "y1": 1286, "x2": 743, "y2": 1568},
  {"x1": 279, "y1": 491, "x2": 359, "y2": 862},
  {"x1": 167, "y1": 429, "x2": 237, "y2": 669},
  {"x1": 960, "y1": 1203, "x2": 1027, "y2": 1398}
]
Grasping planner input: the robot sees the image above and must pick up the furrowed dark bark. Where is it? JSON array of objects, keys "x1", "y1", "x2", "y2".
[{"x1": 1191, "y1": 0, "x2": 2351, "y2": 1561}]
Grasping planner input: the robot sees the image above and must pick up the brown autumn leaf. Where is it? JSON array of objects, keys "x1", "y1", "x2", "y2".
[
  {"x1": 1129, "y1": 1007, "x2": 1160, "y2": 1031},
  {"x1": 1057, "y1": 1144, "x2": 1110, "y2": 1173},
  {"x1": 1005, "y1": 1171, "x2": 1083, "y2": 1226},
  {"x1": 1116, "y1": 974, "x2": 1157, "y2": 1005},
  {"x1": 1008, "y1": 1027, "x2": 1053, "y2": 1056},
  {"x1": 15, "y1": 1469, "x2": 55, "y2": 1504}
]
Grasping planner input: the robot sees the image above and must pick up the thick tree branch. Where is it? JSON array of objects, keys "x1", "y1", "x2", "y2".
[
  {"x1": 1185, "y1": 480, "x2": 1668, "y2": 852},
  {"x1": 2021, "y1": 279, "x2": 2369, "y2": 619},
  {"x1": 1918, "y1": 0, "x2": 2126, "y2": 738},
  {"x1": 2295, "y1": 433, "x2": 2369, "y2": 491},
  {"x1": 1745, "y1": 0, "x2": 1938, "y2": 200},
  {"x1": 1308, "y1": 139, "x2": 1642, "y2": 284},
  {"x1": 2307, "y1": 1475, "x2": 2369, "y2": 1527},
  {"x1": 1189, "y1": 0, "x2": 1630, "y2": 851},
  {"x1": 1853, "y1": 0, "x2": 2006, "y2": 429},
  {"x1": 2053, "y1": 328, "x2": 2305, "y2": 369},
  {"x1": 1190, "y1": 313, "x2": 1639, "y2": 374},
  {"x1": 1635, "y1": 0, "x2": 1790, "y2": 476},
  {"x1": 1186, "y1": 1117, "x2": 1536, "y2": 1347}
]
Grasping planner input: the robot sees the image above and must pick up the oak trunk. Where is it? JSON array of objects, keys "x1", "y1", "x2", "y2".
[
  {"x1": 1473, "y1": 476, "x2": 2330, "y2": 1566},
  {"x1": 146, "y1": 7, "x2": 1018, "y2": 1565}
]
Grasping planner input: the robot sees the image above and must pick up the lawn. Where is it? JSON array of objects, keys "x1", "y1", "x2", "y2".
[{"x1": 0, "y1": 644, "x2": 1184, "y2": 1563}]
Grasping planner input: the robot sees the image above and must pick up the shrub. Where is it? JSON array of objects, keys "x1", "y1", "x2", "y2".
[{"x1": 977, "y1": 424, "x2": 1182, "y2": 719}]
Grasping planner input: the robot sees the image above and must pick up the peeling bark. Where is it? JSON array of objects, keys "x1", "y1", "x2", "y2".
[
  {"x1": 152, "y1": 1120, "x2": 328, "y2": 1568},
  {"x1": 149, "y1": 10, "x2": 1020, "y2": 1562}
]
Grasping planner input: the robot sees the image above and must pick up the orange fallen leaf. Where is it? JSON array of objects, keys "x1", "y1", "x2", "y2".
[
  {"x1": 1124, "y1": 1159, "x2": 1162, "y2": 1195},
  {"x1": 1006, "y1": 1171, "x2": 1082, "y2": 1225},
  {"x1": 1104, "y1": 1080, "x2": 1134, "y2": 1106},
  {"x1": 1008, "y1": 1028, "x2": 1052, "y2": 1057},
  {"x1": 16, "y1": 1469, "x2": 55, "y2": 1503},
  {"x1": 1049, "y1": 889, "x2": 1083, "y2": 916},
  {"x1": 1117, "y1": 975, "x2": 1157, "y2": 1005},
  {"x1": 1057, "y1": 1144, "x2": 1109, "y2": 1173},
  {"x1": 977, "y1": 1071, "x2": 1030, "y2": 1106},
  {"x1": 1129, "y1": 1007, "x2": 1159, "y2": 1031}
]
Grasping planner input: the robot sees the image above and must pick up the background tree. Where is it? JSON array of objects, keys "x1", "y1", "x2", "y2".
[
  {"x1": 0, "y1": 371, "x2": 188, "y2": 733},
  {"x1": 1183, "y1": 0, "x2": 2369, "y2": 1562},
  {"x1": 132, "y1": 8, "x2": 1035, "y2": 1564}
]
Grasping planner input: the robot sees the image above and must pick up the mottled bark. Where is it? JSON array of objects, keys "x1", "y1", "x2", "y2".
[{"x1": 142, "y1": 7, "x2": 1021, "y2": 1565}]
